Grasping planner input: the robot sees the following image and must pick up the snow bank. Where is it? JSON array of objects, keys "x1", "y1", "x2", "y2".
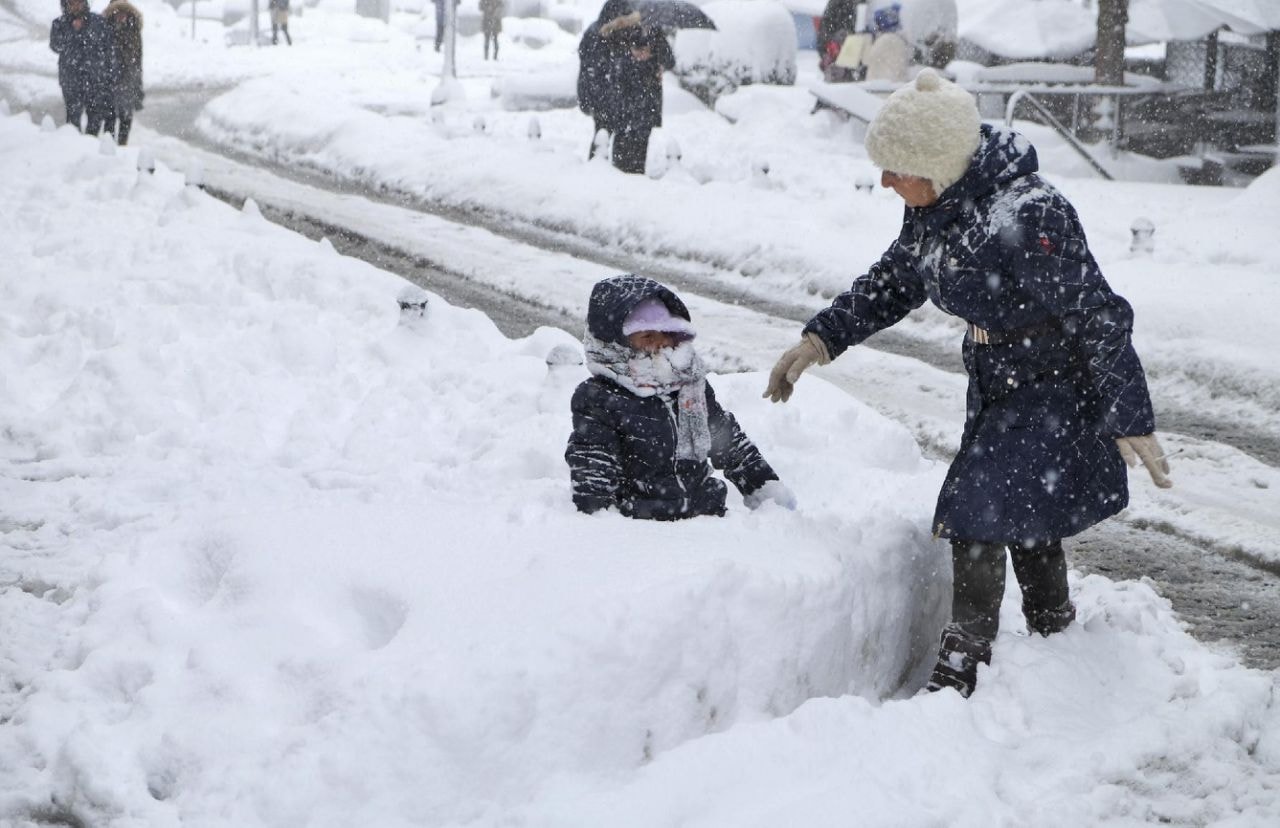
[{"x1": 0, "y1": 110, "x2": 947, "y2": 825}]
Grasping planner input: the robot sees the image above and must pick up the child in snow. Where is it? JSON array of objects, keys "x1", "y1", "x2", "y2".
[{"x1": 566, "y1": 275, "x2": 795, "y2": 520}]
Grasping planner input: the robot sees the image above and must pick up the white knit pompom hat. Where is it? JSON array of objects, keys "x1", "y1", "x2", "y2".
[{"x1": 864, "y1": 69, "x2": 981, "y2": 195}]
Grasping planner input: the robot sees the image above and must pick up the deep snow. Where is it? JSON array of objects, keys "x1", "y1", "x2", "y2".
[{"x1": 2, "y1": 0, "x2": 1280, "y2": 825}]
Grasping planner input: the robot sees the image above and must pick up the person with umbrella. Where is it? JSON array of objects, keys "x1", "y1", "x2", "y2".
[{"x1": 577, "y1": 0, "x2": 675, "y2": 175}]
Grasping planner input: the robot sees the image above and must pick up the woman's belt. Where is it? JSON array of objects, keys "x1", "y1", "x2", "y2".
[{"x1": 967, "y1": 319, "x2": 1062, "y2": 346}]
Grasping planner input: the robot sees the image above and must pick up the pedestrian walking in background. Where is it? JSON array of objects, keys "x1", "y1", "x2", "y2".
[
  {"x1": 102, "y1": 0, "x2": 142, "y2": 146},
  {"x1": 576, "y1": 0, "x2": 673, "y2": 174},
  {"x1": 49, "y1": 0, "x2": 116, "y2": 135},
  {"x1": 764, "y1": 70, "x2": 1172, "y2": 699},
  {"x1": 480, "y1": 0, "x2": 503, "y2": 60},
  {"x1": 817, "y1": 0, "x2": 863, "y2": 81},
  {"x1": 568, "y1": 275, "x2": 795, "y2": 520},
  {"x1": 269, "y1": 0, "x2": 292, "y2": 46}
]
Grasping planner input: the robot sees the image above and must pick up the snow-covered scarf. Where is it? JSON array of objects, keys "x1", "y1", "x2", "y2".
[{"x1": 584, "y1": 334, "x2": 711, "y2": 462}]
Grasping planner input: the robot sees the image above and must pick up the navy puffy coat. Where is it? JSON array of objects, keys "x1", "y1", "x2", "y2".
[
  {"x1": 806, "y1": 125, "x2": 1156, "y2": 544},
  {"x1": 567, "y1": 277, "x2": 779, "y2": 520}
]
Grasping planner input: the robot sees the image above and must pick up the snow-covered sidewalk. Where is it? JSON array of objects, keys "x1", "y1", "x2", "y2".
[{"x1": 3, "y1": 99, "x2": 1280, "y2": 827}]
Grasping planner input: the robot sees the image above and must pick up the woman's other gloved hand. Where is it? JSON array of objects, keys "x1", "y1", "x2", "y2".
[{"x1": 1115, "y1": 434, "x2": 1173, "y2": 489}]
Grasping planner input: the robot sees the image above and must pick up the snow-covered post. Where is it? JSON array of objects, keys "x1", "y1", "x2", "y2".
[
  {"x1": 1130, "y1": 217, "x2": 1154, "y2": 254},
  {"x1": 250, "y1": 0, "x2": 260, "y2": 47},
  {"x1": 191, "y1": 0, "x2": 196, "y2": 40},
  {"x1": 432, "y1": 0, "x2": 464, "y2": 105}
]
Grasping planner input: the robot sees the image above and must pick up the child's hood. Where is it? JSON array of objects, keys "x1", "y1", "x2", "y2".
[{"x1": 586, "y1": 275, "x2": 692, "y2": 346}]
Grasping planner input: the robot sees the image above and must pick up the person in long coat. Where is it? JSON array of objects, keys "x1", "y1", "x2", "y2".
[
  {"x1": 49, "y1": 0, "x2": 117, "y2": 135},
  {"x1": 568, "y1": 275, "x2": 795, "y2": 520},
  {"x1": 269, "y1": 0, "x2": 292, "y2": 46},
  {"x1": 577, "y1": 0, "x2": 674, "y2": 174},
  {"x1": 764, "y1": 70, "x2": 1173, "y2": 698},
  {"x1": 480, "y1": 0, "x2": 503, "y2": 60},
  {"x1": 102, "y1": 0, "x2": 142, "y2": 146}
]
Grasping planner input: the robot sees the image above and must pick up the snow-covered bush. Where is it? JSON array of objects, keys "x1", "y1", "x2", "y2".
[{"x1": 673, "y1": 1, "x2": 797, "y2": 106}]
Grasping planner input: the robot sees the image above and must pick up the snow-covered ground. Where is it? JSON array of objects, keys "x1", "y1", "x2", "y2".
[{"x1": 3, "y1": 1, "x2": 1280, "y2": 825}]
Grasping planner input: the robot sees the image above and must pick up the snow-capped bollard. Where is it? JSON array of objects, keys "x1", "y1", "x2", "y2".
[
  {"x1": 665, "y1": 138, "x2": 682, "y2": 165},
  {"x1": 750, "y1": 158, "x2": 774, "y2": 189},
  {"x1": 185, "y1": 159, "x2": 204, "y2": 190},
  {"x1": 545, "y1": 344, "x2": 584, "y2": 370},
  {"x1": 136, "y1": 147, "x2": 155, "y2": 174},
  {"x1": 527, "y1": 116, "x2": 541, "y2": 141},
  {"x1": 241, "y1": 197, "x2": 262, "y2": 219},
  {"x1": 1130, "y1": 217, "x2": 1155, "y2": 254},
  {"x1": 98, "y1": 132, "x2": 116, "y2": 155},
  {"x1": 40, "y1": 114, "x2": 56, "y2": 132},
  {"x1": 855, "y1": 172, "x2": 876, "y2": 194},
  {"x1": 397, "y1": 286, "x2": 430, "y2": 326}
]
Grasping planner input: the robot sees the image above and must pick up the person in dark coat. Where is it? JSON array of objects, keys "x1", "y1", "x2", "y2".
[
  {"x1": 49, "y1": 0, "x2": 117, "y2": 136},
  {"x1": 817, "y1": 0, "x2": 863, "y2": 81},
  {"x1": 269, "y1": 0, "x2": 292, "y2": 46},
  {"x1": 577, "y1": 0, "x2": 674, "y2": 174},
  {"x1": 568, "y1": 275, "x2": 795, "y2": 520},
  {"x1": 764, "y1": 70, "x2": 1173, "y2": 698},
  {"x1": 102, "y1": 0, "x2": 142, "y2": 146},
  {"x1": 480, "y1": 0, "x2": 503, "y2": 60}
]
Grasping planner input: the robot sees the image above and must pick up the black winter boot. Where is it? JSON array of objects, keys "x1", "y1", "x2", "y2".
[
  {"x1": 1010, "y1": 540, "x2": 1074, "y2": 636},
  {"x1": 1024, "y1": 598, "x2": 1076, "y2": 636},
  {"x1": 926, "y1": 623, "x2": 992, "y2": 698}
]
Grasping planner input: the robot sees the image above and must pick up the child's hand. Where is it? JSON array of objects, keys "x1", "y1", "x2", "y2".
[{"x1": 744, "y1": 480, "x2": 797, "y2": 511}]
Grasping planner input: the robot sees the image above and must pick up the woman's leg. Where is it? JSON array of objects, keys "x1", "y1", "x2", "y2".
[
  {"x1": 927, "y1": 540, "x2": 1006, "y2": 697},
  {"x1": 1009, "y1": 540, "x2": 1075, "y2": 635}
]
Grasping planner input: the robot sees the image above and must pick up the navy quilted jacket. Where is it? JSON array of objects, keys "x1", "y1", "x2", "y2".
[
  {"x1": 567, "y1": 276, "x2": 778, "y2": 520},
  {"x1": 805, "y1": 125, "x2": 1156, "y2": 543}
]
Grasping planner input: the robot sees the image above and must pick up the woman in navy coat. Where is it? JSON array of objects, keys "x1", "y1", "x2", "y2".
[{"x1": 765, "y1": 70, "x2": 1172, "y2": 697}]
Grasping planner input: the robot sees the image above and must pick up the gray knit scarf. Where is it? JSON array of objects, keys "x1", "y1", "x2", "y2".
[{"x1": 584, "y1": 335, "x2": 711, "y2": 462}]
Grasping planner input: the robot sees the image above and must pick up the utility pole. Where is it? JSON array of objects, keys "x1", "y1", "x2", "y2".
[
  {"x1": 250, "y1": 0, "x2": 260, "y2": 48},
  {"x1": 1095, "y1": 0, "x2": 1128, "y2": 86},
  {"x1": 432, "y1": 0, "x2": 464, "y2": 104}
]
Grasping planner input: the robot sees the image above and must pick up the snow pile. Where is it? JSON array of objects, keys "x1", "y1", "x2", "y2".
[{"x1": 0, "y1": 110, "x2": 948, "y2": 825}]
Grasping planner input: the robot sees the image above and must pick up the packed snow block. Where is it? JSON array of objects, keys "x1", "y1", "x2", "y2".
[
  {"x1": 674, "y1": 1, "x2": 798, "y2": 104},
  {"x1": 496, "y1": 66, "x2": 579, "y2": 111},
  {"x1": 0, "y1": 106, "x2": 951, "y2": 824}
]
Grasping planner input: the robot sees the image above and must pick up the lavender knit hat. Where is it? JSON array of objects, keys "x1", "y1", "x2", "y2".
[{"x1": 621, "y1": 298, "x2": 697, "y2": 339}]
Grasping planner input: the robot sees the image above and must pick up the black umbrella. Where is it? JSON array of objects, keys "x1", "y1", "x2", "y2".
[{"x1": 634, "y1": 0, "x2": 717, "y2": 31}]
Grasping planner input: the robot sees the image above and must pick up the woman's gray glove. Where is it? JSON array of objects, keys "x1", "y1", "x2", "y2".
[
  {"x1": 763, "y1": 333, "x2": 830, "y2": 403},
  {"x1": 1115, "y1": 434, "x2": 1173, "y2": 489}
]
